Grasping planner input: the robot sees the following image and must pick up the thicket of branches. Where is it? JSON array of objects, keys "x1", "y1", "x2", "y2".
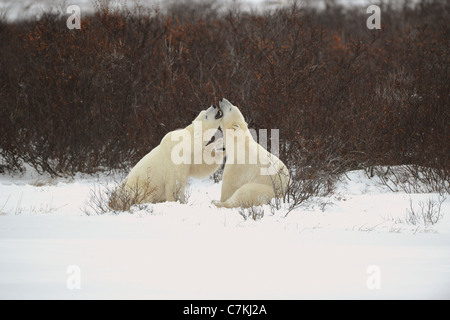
[{"x1": 0, "y1": 0, "x2": 448, "y2": 196}]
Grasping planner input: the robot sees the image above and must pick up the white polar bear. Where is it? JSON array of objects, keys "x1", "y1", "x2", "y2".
[
  {"x1": 212, "y1": 98, "x2": 290, "y2": 208},
  {"x1": 109, "y1": 105, "x2": 225, "y2": 210}
]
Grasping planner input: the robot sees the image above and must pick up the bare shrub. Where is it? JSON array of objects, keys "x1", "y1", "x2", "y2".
[
  {"x1": 108, "y1": 181, "x2": 157, "y2": 212},
  {"x1": 171, "y1": 180, "x2": 192, "y2": 204},
  {"x1": 281, "y1": 142, "x2": 349, "y2": 215},
  {"x1": 282, "y1": 168, "x2": 337, "y2": 216},
  {"x1": 238, "y1": 205, "x2": 265, "y2": 221},
  {"x1": 83, "y1": 178, "x2": 156, "y2": 215},
  {"x1": 82, "y1": 183, "x2": 115, "y2": 215},
  {"x1": 369, "y1": 166, "x2": 450, "y2": 194},
  {"x1": 405, "y1": 195, "x2": 446, "y2": 226}
]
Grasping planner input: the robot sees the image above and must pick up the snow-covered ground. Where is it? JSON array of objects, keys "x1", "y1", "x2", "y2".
[{"x1": 0, "y1": 166, "x2": 449, "y2": 299}]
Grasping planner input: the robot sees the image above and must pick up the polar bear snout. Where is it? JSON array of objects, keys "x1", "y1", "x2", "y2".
[
  {"x1": 219, "y1": 98, "x2": 234, "y2": 115},
  {"x1": 215, "y1": 109, "x2": 223, "y2": 119},
  {"x1": 211, "y1": 104, "x2": 223, "y2": 119}
]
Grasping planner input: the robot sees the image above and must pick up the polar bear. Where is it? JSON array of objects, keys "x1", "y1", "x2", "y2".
[
  {"x1": 212, "y1": 98, "x2": 290, "y2": 208},
  {"x1": 109, "y1": 105, "x2": 225, "y2": 210}
]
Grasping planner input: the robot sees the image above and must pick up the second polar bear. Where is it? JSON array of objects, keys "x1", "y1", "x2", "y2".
[
  {"x1": 109, "y1": 105, "x2": 225, "y2": 210},
  {"x1": 212, "y1": 98, "x2": 290, "y2": 208}
]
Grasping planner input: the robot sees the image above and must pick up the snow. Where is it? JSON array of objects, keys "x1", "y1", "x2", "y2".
[{"x1": 0, "y1": 166, "x2": 449, "y2": 299}]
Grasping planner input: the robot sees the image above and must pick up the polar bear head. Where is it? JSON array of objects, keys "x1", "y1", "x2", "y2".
[
  {"x1": 192, "y1": 104, "x2": 224, "y2": 148},
  {"x1": 218, "y1": 98, "x2": 248, "y2": 132},
  {"x1": 194, "y1": 104, "x2": 223, "y2": 132}
]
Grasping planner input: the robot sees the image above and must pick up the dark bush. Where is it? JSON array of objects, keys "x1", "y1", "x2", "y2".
[{"x1": 0, "y1": 0, "x2": 448, "y2": 192}]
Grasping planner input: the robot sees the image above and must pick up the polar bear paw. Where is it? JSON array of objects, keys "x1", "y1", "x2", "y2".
[{"x1": 212, "y1": 200, "x2": 224, "y2": 208}]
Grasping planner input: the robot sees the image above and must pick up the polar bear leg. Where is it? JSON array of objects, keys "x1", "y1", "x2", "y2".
[{"x1": 214, "y1": 183, "x2": 275, "y2": 208}]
